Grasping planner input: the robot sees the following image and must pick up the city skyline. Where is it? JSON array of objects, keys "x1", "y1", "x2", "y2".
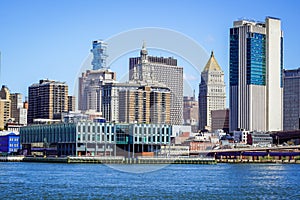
[{"x1": 1, "y1": 1, "x2": 300, "y2": 104}]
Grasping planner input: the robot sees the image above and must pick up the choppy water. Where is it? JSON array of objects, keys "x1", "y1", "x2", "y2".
[{"x1": 0, "y1": 162, "x2": 299, "y2": 199}]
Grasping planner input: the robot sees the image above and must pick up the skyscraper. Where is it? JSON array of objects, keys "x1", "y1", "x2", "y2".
[
  {"x1": 78, "y1": 40, "x2": 119, "y2": 122},
  {"x1": 283, "y1": 68, "x2": 300, "y2": 130},
  {"x1": 78, "y1": 70, "x2": 116, "y2": 114},
  {"x1": 129, "y1": 42, "x2": 183, "y2": 125},
  {"x1": 91, "y1": 40, "x2": 108, "y2": 70},
  {"x1": 229, "y1": 17, "x2": 283, "y2": 132},
  {"x1": 28, "y1": 79, "x2": 68, "y2": 124},
  {"x1": 198, "y1": 51, "x2": 226, "y2": 131}
]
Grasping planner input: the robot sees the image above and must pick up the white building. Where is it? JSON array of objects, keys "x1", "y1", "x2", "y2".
[
  {"x1": 78, "y1": 69, "x2": 116, "y2": 114},
  {"x1": 229, "y1": 17, "x2": 283, "y2": 132},
  {"x1": 198, "y1": 51, "x2": 226, "y2": 131}
]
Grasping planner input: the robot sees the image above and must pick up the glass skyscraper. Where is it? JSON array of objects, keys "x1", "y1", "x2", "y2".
[
  {"x1": 229, "y1": 17, "x2": 283, "y2": 132},
  {"x1": 283, "y1": 68, "x2": 300, "y2": 130},
  {"x1": 91, "y1": 40, "x2": 108, "y2": 70}
]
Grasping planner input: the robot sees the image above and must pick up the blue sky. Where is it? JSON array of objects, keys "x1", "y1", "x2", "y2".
[{"x1": 1, "y1": 0, "x2": 300, "y2": 105}]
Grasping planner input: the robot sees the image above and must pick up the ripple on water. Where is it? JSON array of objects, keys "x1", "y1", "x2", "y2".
[{"x1": 0, "y1": 163, "x2": 299, "y2": 199}]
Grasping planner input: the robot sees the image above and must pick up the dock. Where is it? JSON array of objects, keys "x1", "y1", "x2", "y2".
[
  {"x1": 0, "y1": 156, "x2": 24, "y2": 162},
  {"x1": 2, "y1": 156, "x2": 215, "y2": 164},
  {"x1": 2, "y1": 155, "x2": 300, "y2": 164}
]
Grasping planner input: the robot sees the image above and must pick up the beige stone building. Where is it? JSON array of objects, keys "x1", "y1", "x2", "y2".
[
  {"x1": 0, "y1": 99, "x2": 10, "y2": 130},
  {"x1": 129, "y1": 43, "x2": 183, "y2": 125},
  {"x1": 119, "y1": 86, "x2": 170, "y2": 124},
  {"x1": 0, "y1": 86, "x2": 11, "y2": 129},
  {"x1": 198, "y1": 52, "x2": 226, "y2": 131}
]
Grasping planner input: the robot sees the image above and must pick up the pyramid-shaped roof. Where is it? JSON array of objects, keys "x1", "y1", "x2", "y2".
[{"x1": 203, "y1": 51, "x2": 222, "y2": 72}]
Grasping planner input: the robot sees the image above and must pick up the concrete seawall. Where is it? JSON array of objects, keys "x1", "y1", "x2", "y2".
[
  {"x1": 0, "y1": 156, "x2": 24, "y2": 162},
  {"x1": 2, "y1": 156, "x2": 300, "y2": 164},
  {"x1": 18, "y1": 156, "x2": 216, "y2": 164}
]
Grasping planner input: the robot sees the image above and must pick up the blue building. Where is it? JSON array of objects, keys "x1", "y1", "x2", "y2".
[
  {"x1": 0, "y1": 132, "x2": 21, "y2": 155},
  {"x1": 229, "y1": 17, "x2": 283, "y2": 132}
]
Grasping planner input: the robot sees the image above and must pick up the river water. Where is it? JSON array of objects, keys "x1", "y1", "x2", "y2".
[{"x1": 0, "y1": 162, "x2": 299, "y2": 199}]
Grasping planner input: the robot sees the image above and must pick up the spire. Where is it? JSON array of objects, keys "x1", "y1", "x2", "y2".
[
  {"x1": 140, "y1": 40, "x2": 148, "y2": 56},
  {"x1": 203, "y1": 51, "x2": 222, "y2": 72},
  {"x1": 142, "y1": 40, "x2": 146, "y2": 50}
]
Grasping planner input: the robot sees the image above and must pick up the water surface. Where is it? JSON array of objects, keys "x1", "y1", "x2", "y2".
[{"x1": 0, "y1": 163, "x2": 299, "y2": 199}]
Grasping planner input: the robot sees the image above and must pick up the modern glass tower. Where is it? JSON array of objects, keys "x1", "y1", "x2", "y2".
[
  {"x1": 229, "y1": 17, "x2": 283, "y2": 132},
  {"x1": 91, "y1": 40, "x2": 108, "y2": 70}
]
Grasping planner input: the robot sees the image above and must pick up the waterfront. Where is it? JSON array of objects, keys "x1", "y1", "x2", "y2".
[{"x1": 1, "y1": 163, "x2": 300, "y2": 199}]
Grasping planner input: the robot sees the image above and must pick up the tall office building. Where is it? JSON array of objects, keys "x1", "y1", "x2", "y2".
[
  {"x1": 198, "y1": 52, "x2": 226, "y2": 131},
  {"x1": 28, "y1": 79, "x2": 68, "y2": 124},
  {"x1": 229, "y1": 17, "x2": 283, "y2": 132},
  {"x1": 129, "y1": 42, "x2": 183, "y2": 125},
  {"x1": 283, "y1": 68, "x2": 300, "y2": 130},
  {"x1": 0, "y1": 85, "x2": 11, "y2": 129},
  {"x1": 78, "y1": 70, "x2": 116, "y2": 112},
  {"x1": 79, "y1": 40, "x2": 119, "y2": 122},
  {"x1": 119, "y1": 85, "x2": 170, "y2": 124},
  {"x1": 101, "y1": 82, "x2": 141, "y2": 123},
  {"x1": 91, "y1": 40, "x2": 108, "y2": 70}
]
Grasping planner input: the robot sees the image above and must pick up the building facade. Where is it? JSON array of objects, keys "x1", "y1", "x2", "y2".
[
  {"x1": 198, "y1": 51, "x2": 226, "y2": 131},
  {"x1": 20, "y1": 122, "x2": 171, "y2": 157},
  {"x1": 119, "y1": 85, "x2": 170, "y2": 124},
  {"x1": 28, "y1": 79, "x2": 69, "y2": 124},
  {"x1": 283, "y1": 68, "x2": 300, "y2": 130},
  {"x1": 10, "y1": 93, "x2": 27, "y2": 125},
  {"x1": 0, "y1": 132, "x2": 20, "y2": 154},
  {"x1": 91, "y1": 40, "x2": 108, "y2": 70},
  {"x1": 183, "y1": 96, "x2": 199, "y2": 132},
  {"x1": 0, "y1": 86, "x2": 11, "y2": 130},
  {"x1": 229, "y1": 17, "x2": 283, "y2": 132},
  {"x1": 211, "y1": 109, "x2": 229, "y2": 133},
  {"x1": 10, "y1": 93, "x2": 22, "y2": 119},
  {"x1": 68, "y1": 96, "x2": 76, "y2": 112},
  {"x1": 78, "y1": 69, "x2": 116, "y2": 113},
  {"x1": 129, "y1": 43, "x2": 183, "y2": 125}
]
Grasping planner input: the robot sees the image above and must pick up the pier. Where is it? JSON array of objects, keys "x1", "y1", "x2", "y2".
[
  {"x1": 21, "y1": 156, "x2": 216, "y2": 164},
  {"x1": 0, "y1": 156, "x2": 24, "y2": 162}
]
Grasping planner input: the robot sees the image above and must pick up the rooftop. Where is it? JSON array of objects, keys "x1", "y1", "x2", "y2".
[{"x1": 203, "y1": 51, "x2": 222, "y2": 72}]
